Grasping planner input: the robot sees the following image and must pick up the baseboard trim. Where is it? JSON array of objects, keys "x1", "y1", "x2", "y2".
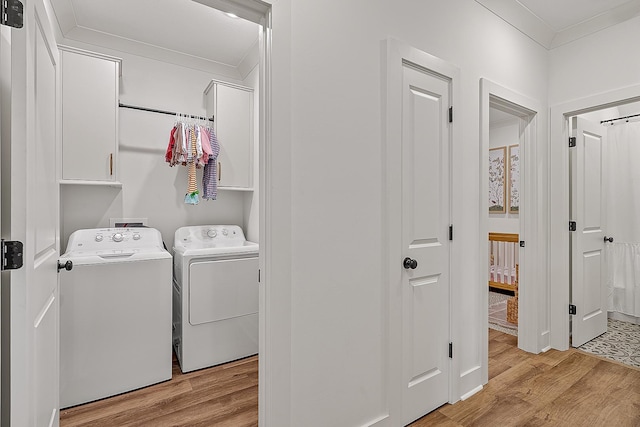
[{"x1": 461, "y1": 384, "x2": 483, "y2": 400}]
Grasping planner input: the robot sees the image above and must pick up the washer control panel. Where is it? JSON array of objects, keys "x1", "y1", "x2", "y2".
[
  {"x1": 66, "y1": 227, "x2": 164, "y2": 253},
  {"x1": 93, "y1": 230, "x2": 140, "y2": 244}
]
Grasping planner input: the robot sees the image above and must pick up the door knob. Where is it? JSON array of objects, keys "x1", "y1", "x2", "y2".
[
  {"x1": 403, "y1": 257, "x2": 418, "y2": 269},
  {"x1": 57, "y1": 260, "x2": 73, "y2": 272},
  {"x1": 604, "y1": 236, "x2": 614, "y2": 243}
]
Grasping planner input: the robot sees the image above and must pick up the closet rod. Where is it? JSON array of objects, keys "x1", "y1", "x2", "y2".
[
  {"x1": 600, "y1": 113, "x2": 640, "y2": 124},
  {"x1": 118, "y1": 103, "x2": 214, "y2": 122}
]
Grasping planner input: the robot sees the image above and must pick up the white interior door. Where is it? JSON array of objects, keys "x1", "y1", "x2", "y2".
[
  {"x1": 401, "y1": 63, "x2": 451, "y2": 425},
  {"x1": 3, "y1": 0, "x2": 60, "y2": 424},
  {"x1": 570, "y1": 117, "x2": 607, "y2": 347}
]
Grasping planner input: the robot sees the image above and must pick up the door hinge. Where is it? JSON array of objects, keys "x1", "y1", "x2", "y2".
[
  {"x1": 569, "y1": 304, "x2": 577, "y2": 315},
  {"x1": 569, "y1": 221, "x2": 577, "y2": 231},
  {"x1": 449, "y1": 225, "x2": 453, "y2": 241},
  {"x1": 448, "y1": 106, "x2": 453, "y2": 123},
  {"x1": 1, "y1": 0, "x2": 23, "y2": 29},
  {"x1": 448, "y1": 342, "x2": 453, "y2": 358},
  {"x1": 258, "y1": 269, "x2": 261, "y2": 283},
  {"x1": 519, "y1": 240, "x2": 525, "y2": 248},
  {"x1": 1, "y1": 239, "x2": 23, "y2": 271},
  {"x1": 569, "y1": 137, "x2": 576, "y2": 147}
]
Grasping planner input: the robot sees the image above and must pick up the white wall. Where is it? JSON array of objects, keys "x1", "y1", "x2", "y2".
[
  {"x1": 489, "y1": 118, "x2": 519, "y2": 233},
  {"x1": 549, "y1": 15, "x2": 640, "y2": 106},
  {"x1": 267, "y1": 0, "x2": 548, "y2": 425},
  {"x1": 60, "y1": 46, "x2": 258, "y2": 251}
]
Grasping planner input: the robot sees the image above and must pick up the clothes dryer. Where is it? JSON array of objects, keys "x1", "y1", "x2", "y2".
[
  {"x1": 173, "y1": 225, "x2": 259, "y2": 373},
  {"x1": 59, "y1": 227, "x2": 172, "y2": 408}
]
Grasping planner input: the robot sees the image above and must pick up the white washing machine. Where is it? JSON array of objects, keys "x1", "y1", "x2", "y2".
[
  {"x1": 59, "y1": 227, "x2": 172, "y2": 408},
  {"x1": 173, "y1": 225, "x2": 259, "y2": 373}
]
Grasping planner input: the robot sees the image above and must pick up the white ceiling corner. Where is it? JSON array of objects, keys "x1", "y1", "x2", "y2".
[
  {"x1": 47, "y1": 0, "x2": 260, "y2": 75},
  {"x1": 49, "y1": 0, "x2": 78, "y2": 36},
  {"x1": 476, "y1": 0, "x2": 640, "y2": 49}
]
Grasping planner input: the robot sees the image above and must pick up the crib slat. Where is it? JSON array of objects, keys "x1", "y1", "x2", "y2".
[{"x1": 488, "y1": 232, "x2": 518, "y2": 292}]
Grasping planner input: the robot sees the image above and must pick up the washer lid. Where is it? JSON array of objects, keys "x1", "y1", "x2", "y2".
[{"x1": 59, "y1": 249, "x2": 172, "y2": 265}]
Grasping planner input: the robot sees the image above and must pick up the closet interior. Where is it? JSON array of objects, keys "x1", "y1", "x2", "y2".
[
  {"x1": 55, "y1": 0, "x2": 261, "y2": 252},
  {"x1": 51, "y1": 0, "x2": 262, "y2": 415}
]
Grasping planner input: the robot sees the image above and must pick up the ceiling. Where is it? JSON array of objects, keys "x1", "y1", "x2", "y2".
[
  {"x1": 476, "y1": 0, "x2": 640, "y2": 49},
  {"x1": 48, "y1": 0, "x2": 640, "y2": 70},
  {"x1": 48, "y1": 0, "x2": 260, "y2": 71}
]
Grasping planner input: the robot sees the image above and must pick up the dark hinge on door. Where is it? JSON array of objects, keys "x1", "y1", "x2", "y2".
[
  {"x1": 1, "y1": 0, "x2": 23, "y2": 28},
  {"x1": 569, "y1": 221, "x2": 577, "y2": 231},
  {"x1": 519, "y1": 241, "x2": 525, "y2": 247},
  {"x1": 448, "y1": 342, "x2": 453, "y2": 358},
  {"x1": 1, "y1": 239, "x2": 23, "y2": 271},
  {"x1": 449, "y1": 225, "x2": 453, "y2": 241},
  {"x1": 258, "y1": 269, "x2": 261, "y2": 283},
  {"x1": 569, "y1": 137, "x2": 576, "y2": 147},
  {"x1": 448, "y1": 106, "x2": 453, "y2": 123},
  {"x1": 569, "y1": 304, "x2": 577, "y2": 315}
]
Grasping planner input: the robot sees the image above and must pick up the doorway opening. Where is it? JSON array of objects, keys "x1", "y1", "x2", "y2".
[
  {"x1": 36, "y1": 0, "x2": 271, "y2": 425},
  {"x1": 480, "y1": 78, "x2": 543, "y2": 386},
  {"x1": 563, "y1": 101, "x2": 640, "y2": 368},
  {"x1": 549, "y1": 84, "x2": 640, "y2": 352}
]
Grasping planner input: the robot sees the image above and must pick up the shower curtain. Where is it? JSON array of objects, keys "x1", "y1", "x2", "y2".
[{"x1": 605, "y1": 120, "x2": 640, "y2": 318}]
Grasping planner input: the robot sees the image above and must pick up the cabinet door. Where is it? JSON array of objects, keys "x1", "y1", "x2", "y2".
[
  {"x1": 61, "y1": 50, "x2": 118, "y2": 181},
  {"x1": 215, "y1": 83, "x2": 253, "y2": 189}
]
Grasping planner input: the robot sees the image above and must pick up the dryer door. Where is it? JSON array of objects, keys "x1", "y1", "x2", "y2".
[{"x1": 189, "y1": 257, "x2": 259, "y2": 325}]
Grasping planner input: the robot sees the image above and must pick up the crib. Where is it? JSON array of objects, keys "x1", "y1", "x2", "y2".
[{"x1": 489, "y1": 232, "x2": 519, "y2": 293}]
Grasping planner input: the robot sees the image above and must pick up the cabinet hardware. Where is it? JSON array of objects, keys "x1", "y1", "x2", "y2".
[{"x1": 109, "y1": 153, "x2": 113, "y2": 176}]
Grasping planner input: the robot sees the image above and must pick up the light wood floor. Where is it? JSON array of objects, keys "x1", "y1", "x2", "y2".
[
  {"x1": 60, "y1": 354, "x2": 258, "y2": 427},
  {"x1": 412, "y1": 329, "x2": 640, "y2": 426},
  {"x1": 61, "y1": 331, "x2": 640, "y2": 426}
]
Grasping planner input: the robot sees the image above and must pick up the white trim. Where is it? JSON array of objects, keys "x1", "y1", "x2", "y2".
[
  {"x1": 259, "y1": 8, "x2": 273, "y2": 427},
  {"x1": 191, "y1": 1, "x2": 273, "y2": 426},
  {"x1": 193, "y1": 0, "x2": 271, "y2": 25},
  {"x1": 460, "y1": 385, "x2": 483, "y2": 401},
  {"x1": 549, "y1": 84, "x2": 640, "y2": 350},
  {"x1": 359, "y1": 414, "x2": 390, "y2": 427},
  {"x1": 384, "y1": 38, "x2": 461, "y2": 424},
  {"x1": 479, "y1": 79, "x2": 545, "y2": 374},
  {"x1": 58, "y1": 45, "x2": 121, "y2": 65}
]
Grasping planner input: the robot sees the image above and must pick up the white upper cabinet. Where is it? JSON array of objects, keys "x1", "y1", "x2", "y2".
[
  {"x1": 205, "y1": 80, "x2": 254, "y2": 190},
  {"x1": 60, "y1": 47, "x2": 120, "y2": 183}
]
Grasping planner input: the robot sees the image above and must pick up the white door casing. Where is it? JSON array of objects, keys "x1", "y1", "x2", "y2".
[
  {"x1": 401, "y1": 63, "x2": 451, "y2": 424},
  {"x1": 4, "y1": 0, "x2": 60, "y2": 425},
  {"x1": 570, "y1": 117, "x2": 607, "y2": 347}
]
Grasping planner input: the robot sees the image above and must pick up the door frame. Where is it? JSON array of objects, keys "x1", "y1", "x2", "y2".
[
  {"x1": 479, "y1": 79, "x2": 544, "y2": 372},
  {"x1": 549, "y1": 84, "x2": 640, "y2": 350},
  {"x1": 193, "y1": 0, "x2": 275, "y2": 423},
  {"x1": 384, "y1": 38, "x2": 461, "y2": 424}
]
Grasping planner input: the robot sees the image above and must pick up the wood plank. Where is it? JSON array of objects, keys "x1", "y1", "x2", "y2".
[
  {"x1": 489, "y1": 232, "x2": 519, "y2": 242},
  {"x1": 413, "y1": 330, "x2": 640, "y2": 426}
]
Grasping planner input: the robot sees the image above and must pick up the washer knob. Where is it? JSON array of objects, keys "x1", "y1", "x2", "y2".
[
  {"x1": 222, "y1": 229, "x2": 228, "y2": 236},
  {"x1": 207, "y1": 229, "x2": 217, "y2": 238},
  {"x1": 95, "y1": 235, "x2": 103, "y2": 242},
  {"x1": 133, "y1": 233, "x2": 141, "y2": 240},
  {"x1": 112, "y1": 233, "x2": 124, "y2": 242}
]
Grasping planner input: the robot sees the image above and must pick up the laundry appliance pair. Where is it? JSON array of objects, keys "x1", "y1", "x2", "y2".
[{"x1": 58, "y1": 224, "x2": 258, "y2": 408}]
